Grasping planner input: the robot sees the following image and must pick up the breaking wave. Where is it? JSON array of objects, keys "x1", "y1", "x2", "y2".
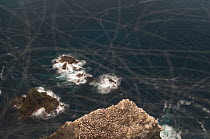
[
  {"x1": 31, "y1": 87, "x2": 68, "y2": 120},
  {"x1": 160, "y1": 124, "x2": 182, "y2": 139},
  {"x1": 90, "y1": 73, "x2": 121, "y2": 94},
  {"x1": 52, "y1": 54, "x2": 92, "y2": 85}
]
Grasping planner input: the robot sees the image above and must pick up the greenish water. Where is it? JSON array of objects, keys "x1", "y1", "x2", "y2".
[{"x1": 0, "y1": 0, "x2": 210, "y2": 138}]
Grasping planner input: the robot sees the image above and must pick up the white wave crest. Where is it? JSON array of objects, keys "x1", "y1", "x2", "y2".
[
  {"x1": 90, "y1": 73, "x2": 121, "y2": 94},
  {"x1": 160, "y1": 124, "x2": 182, "y2": 139}
]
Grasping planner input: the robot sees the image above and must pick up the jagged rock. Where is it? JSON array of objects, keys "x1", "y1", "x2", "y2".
[
  {"x1": 13, "y1": 88, "x2": 59, "y2": 119},
  {"x1": 52, "y1": 54, "x2": 92, "y2": 85},
  {"x1": 59, "y1": 55, "x2": 77, "y2": 64},
  {"x1": 42, "y1": 99, "x2": 162, "y2": 139}
]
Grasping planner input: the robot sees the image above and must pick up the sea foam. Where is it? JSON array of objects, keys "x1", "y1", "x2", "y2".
[
  {"x1": 90, "y1": 73, "x2": 121, "y2": 94},
  {"x1": 160, "y1": 124, "x2": 182, "y2": 139},
  {"x1": 31, "y1": 87, "x2": 68, "y2": 119},
  {"x1": 52, "y1": 54, "x2": 92, "y2": 85}
]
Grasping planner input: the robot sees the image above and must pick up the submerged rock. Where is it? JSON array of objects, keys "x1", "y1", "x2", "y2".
[
  {"x1": 41, "y1": 99, "x2": 162, "y2": 139},
  {"x1": 13, "y1": 87, "x2": 67, "y2": 120}
]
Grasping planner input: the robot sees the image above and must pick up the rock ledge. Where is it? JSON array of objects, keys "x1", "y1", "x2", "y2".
[{"x1": 42, "y1": 99, "x2": 162, "y2": 139}]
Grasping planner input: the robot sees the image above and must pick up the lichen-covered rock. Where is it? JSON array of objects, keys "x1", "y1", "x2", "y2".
[
  {"x1": 42, "y1": 99, "x2": 162, "y2": 139},
  {"x1": 13, "y1": 88, "x2": 67, "y2": 120}
]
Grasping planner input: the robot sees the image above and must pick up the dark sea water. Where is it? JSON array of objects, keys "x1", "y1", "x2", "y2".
[{"x1": 0, "y1": 0, "x2": 210, "y2": 138}]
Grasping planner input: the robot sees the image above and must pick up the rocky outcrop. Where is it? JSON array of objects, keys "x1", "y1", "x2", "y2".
[
  {"x1": 13, "y1": 87, "x2": 68, "y2": 120},
  {"x1": 42, "y1": 99, "x2": 162, "y2": 139},
  {"x1": 52, "y1": 54, "x2": 93, "y2": 85},
  {"x1": 13, "y1": 88, "x2": 59, "y2": 119}
]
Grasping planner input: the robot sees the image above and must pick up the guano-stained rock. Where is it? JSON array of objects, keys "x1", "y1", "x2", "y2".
[{"x1": 42, "y1": 99, "x2": 162, "y2": 139}]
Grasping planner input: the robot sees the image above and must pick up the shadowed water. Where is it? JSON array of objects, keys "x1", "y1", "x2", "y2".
[{"x1": 0, "y1": 0, "x2": 210, "y2": 138}]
